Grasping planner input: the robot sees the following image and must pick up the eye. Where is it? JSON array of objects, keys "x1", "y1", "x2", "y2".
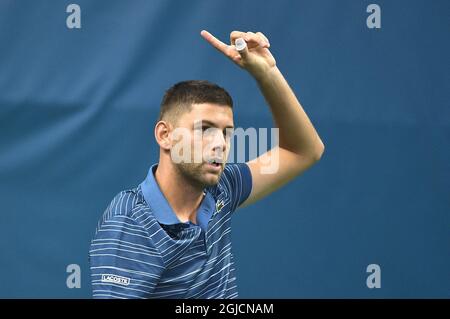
[
  {"x1": 202, "y1": 126, "x2": 215, "y2": 135},
  {"x1": 201, "y1": 126, "x2": 218, "y2": 137},
  {"x1": 195, "y1": 125, "x2": 209, "y2": 132},
  {"x1": 224, "y1": 128, "x2": 234, "y2": 138}
]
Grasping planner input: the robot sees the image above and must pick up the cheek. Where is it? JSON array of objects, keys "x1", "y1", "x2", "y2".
[
  {"x1": 200, "y1": 135, "x2": 215, "y2": 150},
  {"x1": 193, "y1": 137, "x2": 205, "y2": 153}
]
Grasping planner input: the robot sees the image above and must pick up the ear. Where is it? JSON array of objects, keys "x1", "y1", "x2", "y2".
[{"x1": 154, "y1": 120, "x2": 172, "y2": 151}]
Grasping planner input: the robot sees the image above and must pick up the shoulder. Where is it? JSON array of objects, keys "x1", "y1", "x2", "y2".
[
  {"x1": 206, "y1": 163, "x2": 252, "y2": 210},
  {"x1": 221, "y1": 163, "x2": 251, "y2": 186},
  {"x1": 101, "y1": 187, "x2": 148, "y2": 222}
]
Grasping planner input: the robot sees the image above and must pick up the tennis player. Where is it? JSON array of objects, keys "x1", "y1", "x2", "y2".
[{"x1": 89, "y1": 30, "x2": 325, "y2": 299}]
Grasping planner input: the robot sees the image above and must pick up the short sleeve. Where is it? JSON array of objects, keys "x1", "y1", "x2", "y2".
[
  {"x1": 89, "y1": 215, "x2": 165, "y2": 299},
  {"x1": 219, "y1": 163, "x2": 253, "y2": 212}
]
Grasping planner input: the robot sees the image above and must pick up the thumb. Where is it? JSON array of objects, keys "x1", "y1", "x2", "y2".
[{"x1": 235, "y1": 38, "x2": 248, "y2": 60}]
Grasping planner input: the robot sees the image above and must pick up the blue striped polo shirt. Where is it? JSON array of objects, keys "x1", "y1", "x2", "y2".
[{"x1": 89, "y1": 162, "x2": 252, "y2": 299}]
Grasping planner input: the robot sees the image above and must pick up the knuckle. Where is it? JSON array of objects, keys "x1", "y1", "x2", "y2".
[
  {"x1": 230, "y1": 30, "x2": 240, "y2": 37},
  {"x1": 257, "y1": 32, "x2": 269, "y2": 43}
]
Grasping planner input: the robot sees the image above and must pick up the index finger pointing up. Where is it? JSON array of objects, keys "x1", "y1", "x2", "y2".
[{"x1": 200, "y1": 30, "x2": 230, "y2": 55}]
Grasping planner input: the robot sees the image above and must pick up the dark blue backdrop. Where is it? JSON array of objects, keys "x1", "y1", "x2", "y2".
[{"x1": 0, "y1": 0, "x2": 448, "y2": 298}]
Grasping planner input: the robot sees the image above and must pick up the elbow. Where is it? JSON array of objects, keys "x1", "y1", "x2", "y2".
[{"x1": 312, "y1": 141, "x2": 325, "y2": 162}]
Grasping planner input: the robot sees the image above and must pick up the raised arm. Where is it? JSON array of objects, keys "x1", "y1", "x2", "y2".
[{"x1": 201, "y1": 30, "x2": 325, "y2": 207}]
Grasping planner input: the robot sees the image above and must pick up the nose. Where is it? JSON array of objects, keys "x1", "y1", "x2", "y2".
[
  {"x1": 212, "y1": 130, "x2": 226, "y2": 153},
  {"x1": 203, "y1": 129, "x2": 227, "y2": 158}
]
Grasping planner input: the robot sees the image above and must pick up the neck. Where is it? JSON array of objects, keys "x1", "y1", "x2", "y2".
[{"x1": 154, "y1": 160, "x2": 205, "y2": 224}]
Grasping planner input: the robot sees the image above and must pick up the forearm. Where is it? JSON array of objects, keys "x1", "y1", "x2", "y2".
[{"x1": 253, "y1": 66, "x2": 325, "y2": 160}]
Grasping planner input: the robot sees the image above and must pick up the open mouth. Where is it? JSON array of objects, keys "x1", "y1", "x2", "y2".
[
  {"x1": 206, "y1": 159, "x2": 222, "y2": 169},
  {"x1": 207, "y1": 159, "x2": 221, "y2": 167}
]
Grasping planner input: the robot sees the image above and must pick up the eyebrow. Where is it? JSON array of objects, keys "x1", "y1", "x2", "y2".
[{"x1": 198, "y1": 120, "x2": 234, "y2": 129}]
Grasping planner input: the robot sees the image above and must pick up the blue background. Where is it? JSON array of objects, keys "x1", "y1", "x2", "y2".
[{"x1": 0, "y1": 0, "x2": 448, "y2": 298}]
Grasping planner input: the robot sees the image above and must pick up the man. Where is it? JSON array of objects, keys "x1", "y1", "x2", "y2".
[{"x1": 89, "y1": 30, "x2": 325, "y2": 299}]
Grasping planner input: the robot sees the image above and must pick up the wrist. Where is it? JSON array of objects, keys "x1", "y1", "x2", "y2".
[{"x1": 251, "y1": 65, "x2": 280, "y2": 83}]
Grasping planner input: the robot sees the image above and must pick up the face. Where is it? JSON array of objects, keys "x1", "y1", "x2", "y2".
[{"x1": 169, "y1": 103, "x2": 234, "y2": 188}]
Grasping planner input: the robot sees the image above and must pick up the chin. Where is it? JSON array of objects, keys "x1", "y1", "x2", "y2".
[
  {"x1": 176, "y1": 162, "x2": 223, "y2": 188},
  {"x1": 201, "y1": 174, "x2": 221, "y2": 187},
  {"x1": 203, "y1": 168, "x2": 225, "y2": 186}
]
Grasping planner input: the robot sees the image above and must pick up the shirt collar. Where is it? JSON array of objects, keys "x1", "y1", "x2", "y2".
[{"x1": 140, "y1": 164, "x2": 216, "y2": 230}]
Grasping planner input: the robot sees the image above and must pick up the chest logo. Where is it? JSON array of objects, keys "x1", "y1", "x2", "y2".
[
  {"x1": 215, "y1": 200, "x2": 225, "y2": 213},
  {"x1": 101, "y1": 274, "x2": 130, "y2": 286}
]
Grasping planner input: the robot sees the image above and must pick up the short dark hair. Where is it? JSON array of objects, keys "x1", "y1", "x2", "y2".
[{"x1": 158, "y1": 80, "x2": 233, "y2": 123}]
